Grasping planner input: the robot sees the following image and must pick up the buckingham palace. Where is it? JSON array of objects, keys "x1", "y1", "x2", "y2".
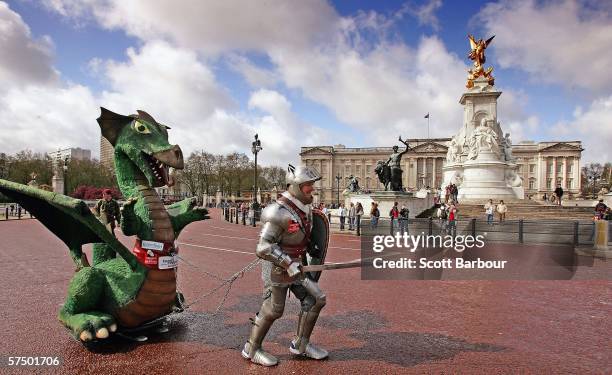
[{"x1": 300, "y1": 138, "x2": 583, "y2": 203}]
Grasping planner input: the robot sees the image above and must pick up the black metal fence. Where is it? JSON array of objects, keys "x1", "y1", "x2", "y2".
[
  {"x1": 359, "y1": 216, "x2": 610, "y2": 246},
  {"x1": 0, "y1": 204, "x2": 32, "y2": 220},
  {"x1": 222, "y1": 207, "x2": 610, "y2": 246}
]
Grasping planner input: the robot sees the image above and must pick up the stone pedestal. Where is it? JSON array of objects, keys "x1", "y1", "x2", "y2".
[
  {"x1": 52, "y1": 175, "x2": 64, "y2": 194},
  {"x1": 575, "y1": 220, "x2": 611, "y2": 258},
  {"x1": 442, "y1": 76, "x2": 524, "y2": 200},
  {"x1": 346, "y1": 191, "x2": 432, "y2": 218}
]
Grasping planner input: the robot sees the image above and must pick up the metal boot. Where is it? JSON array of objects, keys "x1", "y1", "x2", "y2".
[
  {"x1": 289, "y1": 310, "x2": 328, "y2": 360},
  {"x1": 241, "y1": 314, "x2": 278, "y2": 366}
]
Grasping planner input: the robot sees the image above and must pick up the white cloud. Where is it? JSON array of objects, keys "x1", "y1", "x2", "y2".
[
  {"x1": 37, "y1": 1, "x2": 484, "y2": 145},
  {"x1": 0, "y1": 2, "x2": 58, "y2": 90},
  {"x1": 550, "y1": 95, "x2": 612, "y2": 163},
  {"x1": 271, "y1": 35, "x2": 470, "y2": 144},
  {"x1": 477, "y1": 0, "x2": 612, "y2": 92},
  {"x1": 41, "y1": 0, "x2": 339, "y2": 55},
  {"x1": 0, "y1": 84, "x2": 98, "y2": 154},
  {"x1": 399, "y1": 0, "x2": 443, "y2": 31},
  {"x1": 98, "y1": 40, "x2": 234, "y2": 118},
  {"x1": 226, "y1": 54, "x2": 278, "y2": 88}
]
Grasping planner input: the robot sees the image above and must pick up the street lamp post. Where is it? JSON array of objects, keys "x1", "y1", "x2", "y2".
[
  {"x1": 62, "y1": 156, "x2": 69, "y2": 196},
  {"x1": 335, "y1": 174, "x2": 342, "y2": 206},
  {"x1": 251, "y1": 134, "x2": 262, "y2": 226}
]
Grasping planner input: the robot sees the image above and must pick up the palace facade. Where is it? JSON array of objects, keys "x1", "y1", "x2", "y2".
[{"x1": 300, "y1": 139, "x2": 582, "y2": 203}]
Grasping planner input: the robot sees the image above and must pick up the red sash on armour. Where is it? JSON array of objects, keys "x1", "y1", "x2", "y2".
[{"x1": 277, "y1": 196, "x2": 310, "y2": 257}]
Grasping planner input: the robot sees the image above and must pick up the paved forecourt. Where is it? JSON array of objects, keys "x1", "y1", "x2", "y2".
[{"x1": 0, "y1": 209, "x2": 609, "y2": 373}]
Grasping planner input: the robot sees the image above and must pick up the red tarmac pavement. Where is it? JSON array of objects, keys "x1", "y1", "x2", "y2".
[{"x1": 0, "y1": 209, "x2": 610, "y2": 374}]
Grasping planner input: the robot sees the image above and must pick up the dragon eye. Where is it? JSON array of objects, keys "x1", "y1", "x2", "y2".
[{"x1": 133, "y1": 120, "x2": 151, "y2": 134}]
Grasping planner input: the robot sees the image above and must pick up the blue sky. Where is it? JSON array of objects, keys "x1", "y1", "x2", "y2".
[{"x1": 1, "y1": 0, "x2": 610, "y2": 164}]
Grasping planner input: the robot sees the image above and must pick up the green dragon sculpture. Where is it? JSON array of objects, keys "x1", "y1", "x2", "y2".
[{"x1": 0, "y1": 108, "x2": 209, "y2": 342}]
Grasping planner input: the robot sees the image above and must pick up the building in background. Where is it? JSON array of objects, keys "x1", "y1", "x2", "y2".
[
  {"x1": 300, "y1": 139, "x2": 582, "y2": 203},
  {"x1": 100, "y1": 136, "x2": 114, "y2": 169},
  {"x1": 48, "y1": 147, "x2": 91, "y2": 162}
]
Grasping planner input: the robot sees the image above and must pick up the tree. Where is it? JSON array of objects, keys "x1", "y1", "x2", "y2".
[
  {"x1": 65, "y1": 158, "x2": 117, "y2": 194},
  {"x1": 4, "y1": 150, "x2": 53, "y2": 185},
  {"x1": 261, "y1": 166, "x2": 286, "y2": 190},
  {"x1": 581, "y1": 163, "x2": 604, "y2": 198},
  {"x1": 177, "y1": 150, "x2": 216, "y2": 200}
]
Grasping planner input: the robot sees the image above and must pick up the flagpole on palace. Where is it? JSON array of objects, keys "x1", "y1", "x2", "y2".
[{"x1": 424, "y1": 113, "x2": 430, "y2": 140}]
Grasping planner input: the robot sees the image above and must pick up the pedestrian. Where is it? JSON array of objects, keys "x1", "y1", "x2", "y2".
[
  {"x1": 339, "y1": 203, "x2": 347, "y2": 230},
  {"x1": 445, "y1": 184, "x2": 451, "y2": 203},
  {"x1": 448, "y1": 202, "x2": 457, "y2": 236},
  {"x1": 399, "y1": 204, "x2": 410, "y2": 234},
  {"x1": 437, "y1": 203, "x2": 448, "y2": 234},
  {"x1": 452, "y1": 184, "x2": 459, "y2": 204},
  {"x1": 484, "y1": 199, "x2": 494, "y2": 225},
  {"x1": 355, "y1": 202, "x2": 364, "y2": 232},
  {"x1": 497, "y1": 200, "x2": 507, "y2": 223},
  {"x1": 389, "y1": 201, "x2": 400, "y2": 232},
  {"x1": 10, "y1": 204, "x2": 14, "y2": 216},
  {"x1": 370, "y1": 202, "x2": 380, "y2": 229},
  {"x1": 94, "y1": 189, "x2": 121, "y2": 236},
  {"x1": 348, "y1": 202, "x2": 356, "y2": 230},
  {"x1": 554, "y1": 184, "x2": 564, "y2": 206}
]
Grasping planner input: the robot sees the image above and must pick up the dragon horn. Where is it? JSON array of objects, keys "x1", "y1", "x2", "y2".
[{"x1": 97, "y1": 107, "x2": 133, "y2": 146}]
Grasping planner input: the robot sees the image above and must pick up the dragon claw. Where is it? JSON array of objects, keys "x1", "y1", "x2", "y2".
[
  {"x1": 95, "y1": 327, "x2": 109, "y2": 339},
  {"x1": 79, "y1": 330, "x2": 93, "y2": 342}
]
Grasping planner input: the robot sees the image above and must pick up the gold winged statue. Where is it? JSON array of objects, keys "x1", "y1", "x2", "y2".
[{"x1": 466, "y1": 34, "x2": 495, "y2": 88}]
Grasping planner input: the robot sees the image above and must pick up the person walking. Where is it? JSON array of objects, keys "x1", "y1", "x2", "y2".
[
  {"x1": 437, "y1": 203, "x2": 448, "y2": 234},
  {"x1": 448, "y1": 202, "x2": 457, "y2": 236},
  {"x1": 370, "y1": 202, "x2": 380, "y2": 229},
  {"x1": 497, "y1": 200, "x2": 508, "y2": 223},
  {"x1": 451, "y1": 184, "x2": 459, "y2": 204},
  {"x1": 339, "y1": 203, "x2": 347, "y2": 231},
  {"x1": 399, "y1": 204, "x2": 410, "y2": 234},
  {"x1": 444, "y1": 184, "x2": 451, "y2": 203},
  {"x1": 554, "y1": 184, "x2": 564, "y2": 206},
  {"x1": 389, "y1": 201, "x2": 400, "y2": 232},
  {"x1": 348, "y1": 202, "x2": 356, "y2": 231},
  {"x1": 484, "y1": 199, "x2": 494, "y2": 225},
  {"x1": 355, "y1": 202, "x2": 364, "y2": 232},
  {"x1": 94, "y1": 189, "x2": 121, "y2": 236}
]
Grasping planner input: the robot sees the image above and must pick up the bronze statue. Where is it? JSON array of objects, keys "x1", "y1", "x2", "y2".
[
  {"x1": 466, "y1": 34, "x2": 495, "y2": 88},
  {"x1": 382, "y1": 136, "x2": 410, "y2": 191}
]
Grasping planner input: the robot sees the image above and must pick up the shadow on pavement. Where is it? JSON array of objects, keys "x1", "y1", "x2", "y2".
[{"x1": 86, "y1": 294, "x2": 506, "y2": 368}]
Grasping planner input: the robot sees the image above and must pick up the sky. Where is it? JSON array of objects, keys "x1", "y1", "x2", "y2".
[{"x1": 0, "y1": 0, "x2": 610, "y2": 166}]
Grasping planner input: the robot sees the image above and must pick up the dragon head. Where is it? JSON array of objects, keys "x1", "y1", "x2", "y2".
[{"x1": 97, "y1": 107, "x2": 184, "y2": 188}]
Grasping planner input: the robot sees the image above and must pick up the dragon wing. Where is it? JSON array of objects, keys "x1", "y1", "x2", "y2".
[{"x1": 0, "y1": 179, "x2": 142, "y2": 271}]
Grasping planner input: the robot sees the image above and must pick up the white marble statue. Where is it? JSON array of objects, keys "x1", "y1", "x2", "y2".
[
  {"x1": 505, "y1": 169, "x2": 522, "y2": 187},
  {"x1": 467, "y1": 119, "x2": 500, "y2": 159},
  {"x1": 446, "y1": 137, "x2": 461, "y2": 163},
  {"x1": 502, "y1": 133, "x2": 514, "y2": 161}
]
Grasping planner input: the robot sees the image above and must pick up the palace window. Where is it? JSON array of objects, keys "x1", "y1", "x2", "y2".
[
  {"x1": 546, "y1": 179, "x2": 552, "y2": 189},
  {"x1": 529, "y1": 164, "x2": 535, "y2": 173},
  {"x1": 528, "y1": 178, "x2": 535, "y2": 190},
  {"x1": 568, "y1": 178, "x2": 574, "y2": 189}
]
